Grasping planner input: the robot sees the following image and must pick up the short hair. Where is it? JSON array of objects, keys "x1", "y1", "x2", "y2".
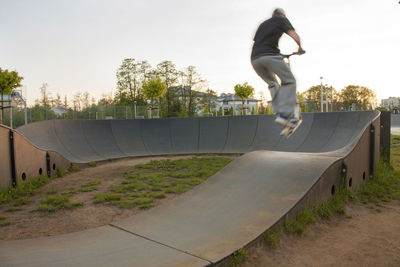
[{"x1": 273, "y1": 8, "x2": 286, "y2": 17}]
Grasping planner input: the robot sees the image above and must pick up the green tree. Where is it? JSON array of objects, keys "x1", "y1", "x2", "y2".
[
  {"x1": 143, "y1": 78, "x2": 167, "y2": 105},
  {"x1": 116, "y1": 58, "x2": 149, "y2": 105},
  {"x1": 234, "y1": 82, "x2": 255, "y2": 115},
  {"x1": 302, "y1": 85, "x2": 338, "y2": 112},
  {"x1": 155, "y1": 61, "x2": 179, "y2": 117},
  {"x1": 0, "y1": 68, "x2": 23, "y2": 124},
  {"x1": 339, "y1": 85, "x2": 377, "y2": 110}
]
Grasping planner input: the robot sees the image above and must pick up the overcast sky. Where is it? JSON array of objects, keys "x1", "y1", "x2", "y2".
[{"x1": 1, "y1": 0, "x2": 399, "y2": 106}]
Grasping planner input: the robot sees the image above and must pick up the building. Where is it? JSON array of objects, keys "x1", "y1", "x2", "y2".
[
  {"x1": 51, "y1": 106, "x2": 69, "y2": 116},
  {"x1": 216, "y1": 93, "x2": 260, "y2": 115},
  {"x1": 381, "y1": 97, "x2": 400, "y2": 110}
]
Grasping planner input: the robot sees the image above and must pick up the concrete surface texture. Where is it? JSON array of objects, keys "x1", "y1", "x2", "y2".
[{"x1": 0, "y1": 111, "x2": 380, "y2": 267}]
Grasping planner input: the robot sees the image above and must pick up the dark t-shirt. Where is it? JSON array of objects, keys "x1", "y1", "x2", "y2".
[{"x1": 251, "y1": 16, "x2": 294, "y2": 60}]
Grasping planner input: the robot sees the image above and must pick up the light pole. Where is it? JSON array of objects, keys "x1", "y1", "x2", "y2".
[
  {"x1": 320, "y1": 77, "x2": 323, "y2": 112},
  {"x1": 325, "y1": 84, "x2": 328, "y2": 112},
  {"x1": 331, "y1": 86, "x2": 333, "y2": 112}
]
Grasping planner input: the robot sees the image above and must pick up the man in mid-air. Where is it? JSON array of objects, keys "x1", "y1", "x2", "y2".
[{"x1": 251, "y1": 8, "x2": 304, "y2": 136}]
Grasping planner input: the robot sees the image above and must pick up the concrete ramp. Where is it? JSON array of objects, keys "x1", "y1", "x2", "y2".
[{"x1": 0, "y1": 111, "x2": 381, "y2": 266}]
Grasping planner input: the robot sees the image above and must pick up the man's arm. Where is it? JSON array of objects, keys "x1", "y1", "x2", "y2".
[{"x1": 286, "y1": 30, "x2": 303, "y2": 53}]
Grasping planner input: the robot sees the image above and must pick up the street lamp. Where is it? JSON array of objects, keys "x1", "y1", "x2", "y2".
[
  {"x1": 331, "y1": 86, "x2": 333, "y2": 112},
  {"x1": 320, "y1": 77, "x2": 323, "y2": 112}
]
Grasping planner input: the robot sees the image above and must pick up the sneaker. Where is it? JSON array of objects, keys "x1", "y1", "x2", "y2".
[{"x1": 274, "y1": 114, "x2": 290, "y2": 126}]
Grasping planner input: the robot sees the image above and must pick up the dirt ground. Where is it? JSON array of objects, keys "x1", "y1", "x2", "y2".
[
  {"x1": 0, "y1": 155, "x2": 234, "y2": 240},
  {"x1": 242, "y1": 200, "x2": 400, "y2": 267}
]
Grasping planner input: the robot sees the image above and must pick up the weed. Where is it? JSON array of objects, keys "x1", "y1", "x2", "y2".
[
  {"x1": 13, "y1": 198, "x2": 31, "y2": 207},
  {"x1": 61, "y1": 189, "x2": 78, "y2": 197},
  {"x1": 229, "y1": 248, "x2": 248, "y2": 267},
  {"x1": 264, "y1": 229, "x2": 282, "y2": 248},
  {"x1": 68, "y1": 164, "x2": 79, "y2": 172},
  {"x1": 82, "y1": 180, "x2": 101, "y2": 187},
  {"x1": 149, "y1": 192, "x2": 166, "y2": 199},
  {"x1": 6, "y1": 207, "x2": 22, "y2": 212},
  {"x1": 93, "y1": 193, "x2": 122, "y2": 204},
  {"x1": 79, "y1": 186, "x2": 96, "y2": 192},
  {"x1": 165, "y1": 184, "x2": 191, "y2": 194},
  {"x1": 45, "y1": 189, "x2": 59, "y2": 195},
  {"x1": 0, "y1": 221, "x2": 12, "y2": 227},
  {"x1": 0, "y1": 175, "x2": 49, "y2": 203},
  {"x1": 37, "y1": 195, "x2": 83, "y2": 212},
  {"x1": 133, "y1": 198, "x2": 154, "y2": 205},
  {"x1": 138, "y1": 203, "x2": 154, "y2": 210},
  {"x1": 56, "y1": 168, "x2": 66, "y2": 177},
  {"x1": 88, "y1": 162, "x2": 97, "y2": 167}
]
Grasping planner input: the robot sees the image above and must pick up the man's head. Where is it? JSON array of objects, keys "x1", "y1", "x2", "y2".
[{"x1": 272, "y1": 8, "x2": 286, "y2": 18}]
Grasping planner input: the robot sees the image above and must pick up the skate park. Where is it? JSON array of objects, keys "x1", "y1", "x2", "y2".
[{"x1": 0, "y1": 110, "x2": 391, "y2": 266}]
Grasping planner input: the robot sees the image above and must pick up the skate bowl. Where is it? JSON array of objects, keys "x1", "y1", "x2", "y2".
[{"x1": 0, "y1": 111, "x2": 383, "y2": 266}]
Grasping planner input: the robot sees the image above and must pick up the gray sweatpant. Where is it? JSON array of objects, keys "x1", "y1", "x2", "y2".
[{"x1": 251, "y1": 55, "x2": 297, "y2": 117}]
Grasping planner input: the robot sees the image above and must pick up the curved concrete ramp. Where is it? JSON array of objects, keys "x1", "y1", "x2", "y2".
[
  {"x1": 391, "y1": 114, "x2": 400, "y2": 135},
  {"x1": 1, "y1": 111, "x2": 380, "y2": 266}
]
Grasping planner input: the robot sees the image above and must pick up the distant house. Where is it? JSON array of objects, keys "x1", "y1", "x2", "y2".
[
  {"x1": 216, "y1": 93, "x2": 260, "y2": 115},
  {"x1": 381, "y1": 97, "x2": 400, "y2": 110},
  {"x1": 51, "y1": 106, "x2": 69, "y2": 116}
]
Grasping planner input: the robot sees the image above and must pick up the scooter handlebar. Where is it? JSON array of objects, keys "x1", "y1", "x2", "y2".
[{"x1": 281, "y1": 50, "x2": 306, "y2": 58}]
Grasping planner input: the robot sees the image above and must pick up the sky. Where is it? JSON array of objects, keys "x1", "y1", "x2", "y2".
[{"x1": 1, "y1": 0, "x2": 399, "y2": 106}]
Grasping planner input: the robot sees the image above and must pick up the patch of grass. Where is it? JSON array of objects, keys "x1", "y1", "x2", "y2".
[
  {"x1": 229, "y1": 248, "x2": 248, "y2": 267},
  {"x1": 82, "y1": 180, "x2": 102, "y2": 187},
  {"x1": 0, "y1": 175, "x2": 49, "y2": 203},
  {"x1": 79, "y1": 180, "x2": 101, "y2": 192},
  {"x1": 0, "y1": 221, "x2": 12, "y2": 227},
  {"x1": 138, "y1": 203, "x2": 154, "y2": 210},
  {"x1": 264, "y1": 229, "x2": 282, "y2": 248},
  {"x1": 37, "y1": 195, "x2": 83, "y2": 212},
  {"x1": 61, "y1": 189, "x2": 78, "y2": 197},
  {"x1": 93, "y1": 193, "x2": 122, "y2": 204},
  {"x1": 0, "y1": 215, "x2": 6, "y2": 220},
  {"x1": 13, "y1": 198, "x2": 31, "y2": 207},
  {"x1": 132, "y1": 197, "x2": 154, "y2": 205},
  {"x1": 6, "y1": 207, "x2": 22, "y2": 212},
  {"x1": 88, "y1": 162, "x2": 97, "y2": 167},
  {"x1": 45, "y1": 189, "x2": 59, "y2": 195},
  {"x1": 56, "y1": 168, "x2": 66, "y2": 177},
  {"x1": 149, "y1": 192, "x2": 166, "y2": 199},
  {"x1": 165, "y1": 184, "x2": 191, "y2": 194},
  {"x1": 127, "y1": 192, "x2": 147, "y2": 198},
  {"x1": 68, "y1": 164, "x2": 79, "y2": 172},
  {"x1": 110, "y1": 200, "x2": 136, "y2": 208},
  {"x1": 285, "y1": 208, "x2": 314, "y2": 234},
  {"x1": 110, "y1": 182, "x2": 149, "y2": 193},
  {"x1": 79, "y1": 186, "x2": 97, "y2": 192}
]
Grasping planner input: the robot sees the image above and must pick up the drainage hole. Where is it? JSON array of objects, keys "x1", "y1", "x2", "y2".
[
  {"x1": 349, "y1": 178, "x2": 353, "y2": 187},
  {"x1": 22, "y1": 173, "x2": 26, "y2": 181},
  {"x1": 39, "y1": 168, "x2": 43, "y2": 175},
  {"x1": 331, "y1": 185, "x2": 336, "y2": 195}
]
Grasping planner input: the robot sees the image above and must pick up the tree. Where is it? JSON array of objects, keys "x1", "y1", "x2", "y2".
[
  {"x1": 0, "y1": 68, "x2": 23, "y2": 124},
  {"x1": 234, "y1": 82, "x2": 255, "y2": 115},
  {"x1": 339, "y1": 85, "x2": 377, "y2": 110},
  {"x1": 116, "y1": 59, "x2": 149, "y2": 105},
  {"x1": 142, "y1": 78, "x2": 167, "y2": 118},
  {"x1": 200, "y1": 89, "x2": 217, "y2": 115},
  {"x1": 302, "y1": 85, "x2": 338, "y2": 112},
  {"x1": 182, "y1": 66, "x2": 205, "y2": 116},
  {"x1": 155, "y1": 61, "x2": 179, "y2": 116}
]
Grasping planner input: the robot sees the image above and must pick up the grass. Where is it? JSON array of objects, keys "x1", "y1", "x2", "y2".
[
  {"x1": 13, "y1": 198, "x2": 31, "y2": 207},
  {"x1": 56, "y1": 168, "x2": 66, "y2": 177},
  {"x1": 0, "y1": 215, "x2": 6, "y2": 220},
  {"x1": 37, "y1": 195, "x2": 83, "y2": 212},
  {"x1": 93, "y1": 193, "x2": 122, "y2": 204},
  {"x1": 88, "y1": 162, "x2": 97, "y2": 167},
  {"x1": 68, "y1": 164, "x2": 79, "y2": 172},
  {"x1": 6, "y1": 207, "x2": 22, "y2": 212},
  {"x1": 264, "y1": 229, "x2": 282, "y2": 248},
  {"x1": 79, "y1": 179, "x2": 102, "y2": 192},
  {"x1": 0, "y1": 175, "x2": 49, "y2": 204},
  {"x1": 0, "y1": 221, "x2": 12, "y2": 227},
  {"x1": 229, "y1": 248, "x2": 249, "y2": 267},
  {"x1": 97, "y1": 156, "x2": 233, "y2": 211},
  {"x1": 61, "y1": 189, "x2": 78, "y2": 197}
]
